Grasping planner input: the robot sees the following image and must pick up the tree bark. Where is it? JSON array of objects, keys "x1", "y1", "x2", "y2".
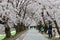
[
  {"x1": 0, "y1": 20, "x2": 11, "y2": 38},
  {"x1": 5, "y1": 25, "x2": 11, "y2": 38},
  {"x1": 14, "y1": 24, "x2": 20, "y2": 34},
  {"x1": 53, "y1": 20, "x2": 60, "y2": 35},
  {"x1": 41, "y1": 12, "x2": 48, "y2": 33}
]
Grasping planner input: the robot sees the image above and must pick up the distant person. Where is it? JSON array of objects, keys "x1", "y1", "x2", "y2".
[
  {"x1": 40, "y1": 26, "x2": 44, "y2": 33},
  {"x1": 48, "y1": 21, "x2": 52, "y2": 38},
  {"x1": 39, "y1": 23, "x2": 44, "y2": 33},
  {"x1": 52, "y1": 30, "x2": 56, "y2": 40}
]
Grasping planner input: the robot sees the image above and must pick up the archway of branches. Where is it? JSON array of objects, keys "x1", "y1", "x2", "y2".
[{"x1": 0, "y1": 0, "x2": 60, "y2": 39}]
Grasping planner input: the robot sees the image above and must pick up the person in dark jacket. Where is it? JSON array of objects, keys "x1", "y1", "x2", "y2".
[{"x1": 48, "y1": 21, "x2": 52, "y2": 38}]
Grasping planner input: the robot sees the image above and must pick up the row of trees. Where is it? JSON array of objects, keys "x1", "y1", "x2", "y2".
[
  {"x1": 0, "y1": 0, "x2": 60, "y2": 39},
  {"x1": 0, "y1": 0, "x2": 32, "y2": 39},
  {"x1": 37, "y1": 5, "x2": 60, "y2": 36}
]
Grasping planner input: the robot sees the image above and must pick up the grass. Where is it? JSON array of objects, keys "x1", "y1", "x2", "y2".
[
  {"x1": 0, "y1": 31, "x2": 16, "y2": 40},
  {"x1": 11, "y1": 31, "x2": 16, "y2": 36},
  {"x1": 4, "y1": 30, "x2": 27, "y2": 40},
  {"x1": 0, "y1": 34, "x2": 6, "y2": 40}
]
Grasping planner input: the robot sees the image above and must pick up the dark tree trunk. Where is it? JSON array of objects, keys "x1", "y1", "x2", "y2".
[
  {"x1": 21, "y1": 25, "x2": 24, "y2": 31},
  {"x1": 5, "y1": 26, "x2": 11, "y2": 38},
  {"x1": 41, "y1": 12, "x2": 48, "y2": 33},
  {"x1": 37, "y1": 24, "x2": 40, "y2": 31},
  {"x1": 20, "y1": 25, "x2": 22, "y2": 31},
  {"x1": 20, "y1": 22, "x2": 24, "y2": 31},
  {"x1": 44, "y1": 24, "x2": 48, "y2": 33},
  {"x1": 23, "y1": 25, "x2": 26, "y2": 30},
  {"x1": 23, "y1": 25, "x2": 25, "y2": 31},
  {"x1": 14, "y1": 23, "x2": 23, "y2": 34},
  {"x1": 43, "y1": 18, "x2": 48, "y2": 33},
  {"x1": 14, "y1": 24, "x2": 20, "y2": 34},
  {"x1": 53, "y1": 20, "x2": 60, "y2": 35},
  {"x1": 0, "y1": 20, "x2": 11, "y2": 38},
  {"x1": 18, "y1": 23, "x2": 22, "y2": 32}
]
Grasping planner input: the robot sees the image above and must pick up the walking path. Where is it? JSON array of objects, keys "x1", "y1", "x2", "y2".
[{"x1": 16, "y1": 28, "x2": 48, "y2": 40}]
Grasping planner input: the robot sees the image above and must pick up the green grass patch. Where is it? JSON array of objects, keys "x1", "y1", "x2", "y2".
[
  {"x1": 0, "y1": 31, "x2": 16, "y2": 40},
  {"x1": 0, "y1": 34, "x2": 6, "y2": 40},
  {"x1": 11, "y1": 31, "x2": 16, "y2": 36}
]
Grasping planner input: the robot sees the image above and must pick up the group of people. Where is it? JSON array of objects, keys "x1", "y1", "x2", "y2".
[{"x1": 39, "y1": 21, "x2": 56, "y2": 39}]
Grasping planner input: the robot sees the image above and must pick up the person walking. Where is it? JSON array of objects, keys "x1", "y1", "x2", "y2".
[
  {"x1": 39, "y1": 23, "x2": 44, "y2": 33},
  {"x1": 48, "y1": 21, "x2": 52, "y2": 38},
  {"x1": 52, "y1": 30, "x2": 56, "y2": 40},
  {"x1": 40, "y1": 26, "x2": 44, "y2": 33}
]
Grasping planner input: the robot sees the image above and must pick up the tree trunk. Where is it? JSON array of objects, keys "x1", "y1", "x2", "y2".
[
  {"x1": 42, "y1": 17, "x2": 48, "y2": 33},
  {"x1": 41, "y1": 12, "x2": 48, "y2": 33},
  {"x1": 23, "y1": 25, "x2": 26, "y2": 30},
  {"x1": 44, "y1": 24, "x2": 48, "y2": 33},
  {"x1": 0, "y1": 20, "x2": 11, "y2": 38},
  {"x1": 5, "y1": 27, "x2": 11, "y2": 38},
  {"x1": 37, "y1": 24, "x2": 40, "y2": 31},
  {"x1": 53, "y1": 20, "x2": 60, "y2": 35},
  {"x1": 18, "y1": 23, "x2": 22, "y2": 32},
  {"x1": 14, "y1": 24, "x2": 20, "y2": 34},
  {"x1": 14, "y1": 23, "x2": 23, "y2": 34},
  {"x1": 20, "y1": 22, "x2": 24, "y2": 31}
]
